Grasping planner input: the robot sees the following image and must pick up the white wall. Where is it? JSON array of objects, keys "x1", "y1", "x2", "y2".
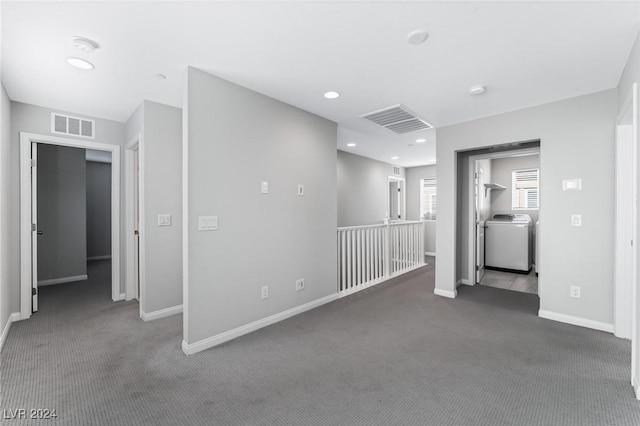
[
  {"x1": 490, "y1": 155, "x2": 540, "y2": 223},
  {"x1": 9, "y1": 102, "x2": 126, "y2": 311},
  {"x1": 184, "y1": 67, "x2": 337, "y2": 349},
  {"x1": 406, "y1": 164, "x2": 436, "y2": 254},
  {"x1": 86, "y1": 161, "x2": 111, "y2": 259},
  {"x1": 37, "y1": 144, "x2": 87, "y2": 282},
  {"x1": 617, "y1": 30, "x2": 640, "y2": 398},
  {"x1": 0, "y1": 84, "x2": 12, "y2": 344},
  {"x1": 337, "y1": 150, "x2": 405, "y2": 227},
  {"x1": 436, "y1": 89, "x2": 617, "y2": 329}
]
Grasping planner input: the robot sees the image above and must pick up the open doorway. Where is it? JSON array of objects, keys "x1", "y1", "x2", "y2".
[
  {"x1": 467, "y1": 145, "x2": 540, "y2": 296},
  {"x1": 19, "y1": 133, "x2": 121, "y2": 319},
  {"x1": 388, "y1": 176, "x2": 405, "y2": 221}
]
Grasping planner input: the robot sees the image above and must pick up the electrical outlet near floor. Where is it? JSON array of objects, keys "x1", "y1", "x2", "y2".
[
  {"x1": 570, "y1": 285, "x2": 581, "y2": 299},
  {"x1": 261, "y1": 286, "x2": 269, "y2": 300},
  {"x1": 295, "y1": 278, "x2": 305, "y2": 291}
]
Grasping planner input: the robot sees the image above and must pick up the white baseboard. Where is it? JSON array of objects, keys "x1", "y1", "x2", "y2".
[
  {"x1": 113, "y1": 293, "x2": 126, "y2": 302},
  {"x1": 434, "y1": 288, "x2": 457, "y2": 299},
  {"x1": 425, "y1": 251, "x2": 436, "y2": 256},
  {"x1": 0, "y1": 313, "x2": 21, "y2": 353},
  {"x1": 38, "y1": 274, "x2": 88, "y2": 286},
  {"x1": 140, "y1": 304, "x2": 183, "y2": 322},
  {"x1": 182, "y1": 293, "x2": 338, "y2": 355},
  {"x1": 457, "y1": 278, "x2": 472, "y2": 286},
  {"x1": 87, "y1": 255, "x2": 111, "y2": 261},
  {"x1": 538, "y1": 310, "x2": 614, "y2": 333}
]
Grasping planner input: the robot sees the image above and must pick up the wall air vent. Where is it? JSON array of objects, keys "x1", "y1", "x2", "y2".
[
  {"x1": 360, "y1": 104, "x2": 432, "y2": 134},
  {"x1": 51, "y1": 113, "x2": 95, "y2": 139},
  {"x1": 393, "y1": 166, "x2": 401, "y2": 176}
]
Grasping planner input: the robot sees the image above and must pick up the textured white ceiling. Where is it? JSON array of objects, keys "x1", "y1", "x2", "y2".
[{"x1": 2, "y1": 1, "x2": 638, "y2": 167}]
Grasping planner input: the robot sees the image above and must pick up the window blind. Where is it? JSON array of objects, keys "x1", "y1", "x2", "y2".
[
  {"x1": 512, "y1": 168, "x2": 539, "y2": 210},
  {"x1": 420, "y1": 178, "x2": 437, "y2": 220}
]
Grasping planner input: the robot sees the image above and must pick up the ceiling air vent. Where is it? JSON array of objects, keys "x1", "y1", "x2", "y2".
[
  {"x1": 360, "y1": 104, "x2": 432, "y2": 134},
  {"x1": 51, "y1": 113, "x2": 95, "y2": 139}
]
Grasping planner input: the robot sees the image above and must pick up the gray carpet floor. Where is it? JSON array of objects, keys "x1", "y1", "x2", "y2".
[{"x1": 1, "y1": 258, "x2": 639, "y2": 425}]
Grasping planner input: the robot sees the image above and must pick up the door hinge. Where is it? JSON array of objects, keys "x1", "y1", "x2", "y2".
[
  {"x1": 476, "y1": 265, "x2": 480, "y2": 271},
  {"x1": 32, "y1": 288, "x2": 37, "y2": 296},
  {"x1": 30, "y1": 159, "x2": 36, "y2": 168},
  {"x1": 398, "y1": 188, "x2": 401, "y2": 192},
  {"x1": 32, "y1": 223, "x2": 37, "y2": 232},
  {"x1": 474, "y1": 172, "x2": 479, "y2": 179}
]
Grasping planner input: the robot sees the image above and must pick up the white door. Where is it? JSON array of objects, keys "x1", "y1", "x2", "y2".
[
  {"x1": 475, "y1": 168, "x2": 486, "y2": 283},
  {"x1": 31, "y1": 142, "x2": 39, "y2": 312},
  {"x1": 134, "y1": 148, "x2": 140, "y2": 300}
]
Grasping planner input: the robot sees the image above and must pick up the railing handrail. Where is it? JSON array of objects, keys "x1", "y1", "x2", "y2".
[{"x1": 337, "y1": 220, "x2": 423, "y2": 232}]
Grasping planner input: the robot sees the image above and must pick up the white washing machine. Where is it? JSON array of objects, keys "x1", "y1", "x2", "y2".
[{"x1": 485, "y1": 214, "x2": 533, "y2": 273}]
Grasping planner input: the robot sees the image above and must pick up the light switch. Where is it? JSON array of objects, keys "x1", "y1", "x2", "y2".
[
  {"x1": 298, "y1": 184, "x2": 304, "y2": 196},
  {"x1": 157, "y1": 214, "x2": 172, "y2": 227},
  {"x1": 198, "y1": 216, "x2": 218, "y2": 231},
  {"x1": 261, "y1": 181, "x2": 269, "y2": 194},
  {"x1": 563, "y1": 179, "x2": 582, "y2": 191},
  {"x1": 571, "y1": 214, "x2": 582, "y2": 227}
]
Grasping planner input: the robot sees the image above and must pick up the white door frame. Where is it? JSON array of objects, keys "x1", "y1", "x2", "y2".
[
  {"x1": 387, "y1": 176, "x2": 406, "y2": 221},
  {"x1": 125, "y1": 134, "x2": 144, "y2": 305},
  {"x1": 614, "y1": 84, "x2": 637, "y2": 341},
  {"x1": 20, "y1": 132, "x2": 121, "y2": 319},
  {"x1": 466, "y1": 147, "x2": 540, "y2": 287}
]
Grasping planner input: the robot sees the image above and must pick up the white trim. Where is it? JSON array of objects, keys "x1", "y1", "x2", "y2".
[
  {"x1": 140, "y1": 304, "x2": 183, "y2": 322},
  {"x1": 0, "y1": 313, "x2": 20, "y2": 353},
  {"x1": 125, "y1": 134, "x2": 140, "y2": 302},
  {"x1": 87, "y1": 255, "x2": 111, "y2": 261},
  {"x1": 633, "y1": 376, "x2": 640, "y2": 400},
  {"x1": 425, "y1": 251, "x2": 436, "y2": 256},
  {"x1": 457, "y1": 278, "x2": 471, "y2": 286},
  {"x1": 182, "y1": 294, "x2": 338, "y2": 355},
  {"x1": 182, "y1": 74, "x2": 190, "y2": 344},
  {"x1": 38, "y1": 274, "x2": 87, "y2": 286},
  {"x1": 387, "y1": 175, "x2": 406, "y2": 221},
  {"x1": 538, "y1": 310, "x2": 614, "y2": 333},
  {"x1": 434, "y1": 288, "x2": 457, "y2": 298},
  {"x1": 20, "y1": 132, "x2": 121, "y2": 319}
]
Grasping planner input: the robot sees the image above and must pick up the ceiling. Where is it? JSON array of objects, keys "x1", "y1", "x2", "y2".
[{"x1": 2, "y1": 1, "x2": 639, "y2": 168}]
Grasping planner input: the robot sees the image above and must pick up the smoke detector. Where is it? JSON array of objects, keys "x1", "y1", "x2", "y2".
[
  {"x1": 71, "y1": 36, "x2": 99, "y2": 54},
  {"x1": 469, "y1": 85, "x2": 486, "y2": 96}
]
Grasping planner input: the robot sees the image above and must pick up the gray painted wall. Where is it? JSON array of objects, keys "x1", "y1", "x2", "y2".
[
  {"x1": 337, "y1": 150, "x2": 405, "y2": 227},
  {"x1": 406, "y1": 164, "x2": 437, "y2": 254},
  {"x1": 8, "y1": 102, "x2": 126, "y2": 312},
  {"x1": 142, "y1": 100, "x2": 182, "y2": 313},
  {"x1": 436, "y1": 89, "x2": 617, "y2": 327},
  {"x1": 184, "y1": 67, "x2": 337, "y2": 344},
  {"x1": 37, "y1": 145, "x2": 87, "y2": 282},
  {"x1": 86, "y1": 161, "x2": 112, "y2": 259},
  {"x1": 1, "y1": 85, "x2": 12, "y2": 335},
  {"x1": 490, "y1": 155, "x2": 540, "y2": 223}
]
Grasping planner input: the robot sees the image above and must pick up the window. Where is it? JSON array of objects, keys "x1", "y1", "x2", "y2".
[
  {"x1": 420, "y1": 178, "x2": 437, "y2": 220},
  {"x1": 512, "y1": 168, "x2": 539, "y2": 210}
]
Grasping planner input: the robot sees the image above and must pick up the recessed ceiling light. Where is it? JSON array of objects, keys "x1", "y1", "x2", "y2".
[
  {"x1": 469, "y1": 85, "x2": 486, "y2": 96},
  {"x1": 324, "y1": 91, "x2": 340, "y2": 99},
  {"x1": 391, "y1": 156, "x2": 399, "y2": 160},
  {"x1": 155, "y1": 74, "x2": 167, "y2": 80},
  {"x1": 347, "y1": 143, "x2": 356, "y2": 147},
  {"x1": 66, "y1": 57, "x2": 95, "y2": 70},
  {"x1": 71, "y1": 36, "x2": 99, "y2": 54},
  {"x1": 407, "y1": 29, "x2": 429, "y2": 45},
  {"x1": 416, "y1": 138, "x2": 426, "y2": 143}
]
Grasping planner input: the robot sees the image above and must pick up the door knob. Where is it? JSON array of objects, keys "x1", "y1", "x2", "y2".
[{"x1": 37, "y1": 231, "x2": 43, "y2": 235}]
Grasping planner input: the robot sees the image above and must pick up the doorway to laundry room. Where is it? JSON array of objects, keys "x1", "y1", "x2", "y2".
[{"x1": 466, "y1": 143, "x2": 540, "y2": 296}]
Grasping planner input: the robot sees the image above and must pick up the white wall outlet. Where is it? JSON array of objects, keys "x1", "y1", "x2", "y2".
[
  {"x1": 570, "y1": 285, "x2": 581, "y2": 298},
  {"x1": 298, "y1": 184, "x2": 304, "y2": 196},
  {"x1": 562, "y1": 179, "x2": 582, "y2": 191},
  {"x1": 198, "y1": 216, "x2": 218, "y2": 231},
  {"x1": 571, "y1": 214, "x2": 582, "y2": 227},
  {"x1": 261, "y1": 181, "x2": 269, "y2": 194},
  {"x1": 158, "y1": 214, "x2": 172, "y2": 226},
  {"x1": 295, "y1": 278, "x2": 305, "y2": 291},
  {"x1": 261, "y1": 285, "x2": 269, "y2": 299}
]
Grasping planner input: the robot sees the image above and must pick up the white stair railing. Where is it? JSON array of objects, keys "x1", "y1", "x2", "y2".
[{"x1": 337, "y1": 221, "x2": 425, "y2": 297}]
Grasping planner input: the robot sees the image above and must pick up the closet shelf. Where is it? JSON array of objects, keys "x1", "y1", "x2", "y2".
[{"x1": 483, "y1": 183, "x2": 506, "y2": 197}]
